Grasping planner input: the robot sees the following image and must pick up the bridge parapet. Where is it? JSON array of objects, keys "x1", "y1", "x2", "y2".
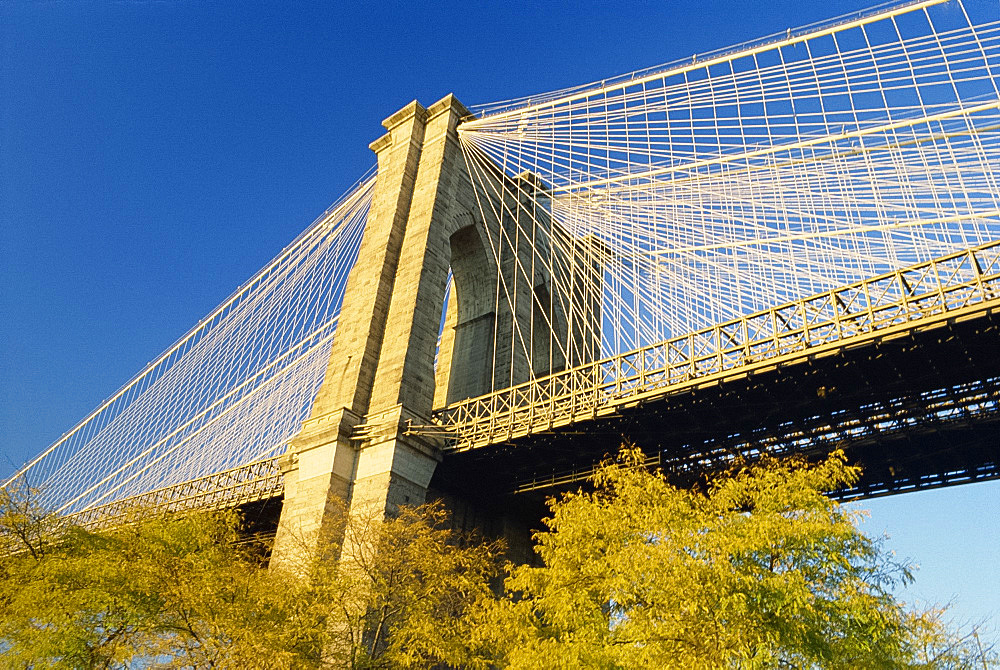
[
  {"x1": 434, "y1": 240, "x2": 1000, "y2": 451},
  {"x1": 67, "y1": 457, "x2": 283, "y2": 530}
]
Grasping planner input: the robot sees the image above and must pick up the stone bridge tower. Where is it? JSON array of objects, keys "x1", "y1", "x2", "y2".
[{"x1": 271, "y1": 95, "x2": 601, "y2": 565}]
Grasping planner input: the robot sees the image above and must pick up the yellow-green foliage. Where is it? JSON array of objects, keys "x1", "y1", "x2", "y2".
[
  {"x1": 483, "y1": 449, "x2": 995, "y2": 669},
  {"x1": 1, "y1": 451, "x2": 993, "y2": 669},
  {"x1": 296, "y1": 500, "x2": 502, "y2": 669},
  {"x1": 0, "y1": 486, "x2": 500, "y2": 669}
]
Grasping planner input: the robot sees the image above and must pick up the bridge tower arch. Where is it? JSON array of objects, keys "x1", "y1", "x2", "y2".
[{"x1": 271, "y1": 95, "x2": 600, "y2": 566}]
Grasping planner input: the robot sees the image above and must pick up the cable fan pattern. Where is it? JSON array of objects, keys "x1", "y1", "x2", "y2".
[
  {"x1": 459, "y1": 0, "x2": 1000, "y2": 363},
  {"x1": 4, "y1": 177, "x2": 374, "y2": 515}
]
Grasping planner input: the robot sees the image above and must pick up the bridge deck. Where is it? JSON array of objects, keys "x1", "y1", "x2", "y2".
[{"x1": 434, "y1": 302, "x2": 999, "y2": 502}]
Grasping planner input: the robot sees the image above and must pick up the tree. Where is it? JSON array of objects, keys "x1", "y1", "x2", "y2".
[
  {"x1": 0, "y1": 481, "x2": 164, "y2": 669},
  {"x1": 115, "y1": 510, "x2": 309, "y2": 669},
  {"x1": 0, "y1": 485, "x2": 501, "y2": 669},
  {"x1": 283, "y1": 499, "x2": 502, "y2": 669},
  {"x1": 0, "y1": 479, "x2": 59, "y2": 560},
  {"x1": 3, "y1": 455, "x2": 994, "y2": 669},
  {"x1": 483, "y1": 447, "x2": 997, "y2": 669}
]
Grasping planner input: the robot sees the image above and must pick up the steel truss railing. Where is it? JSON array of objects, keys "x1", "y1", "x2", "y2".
[
  {"x1": 68, "y1": 457, "x2": 282, "y2": 529},
  {"x1": 434, "y1": 240, "x2": 1000, "y2": 451}
]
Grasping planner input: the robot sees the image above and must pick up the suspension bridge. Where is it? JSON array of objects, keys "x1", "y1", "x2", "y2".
[{"x1": 4, "y1": 0, "x2": 999, "y2": 553}]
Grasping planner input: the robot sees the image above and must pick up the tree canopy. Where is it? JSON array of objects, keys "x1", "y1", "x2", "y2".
[
  {"x1": 0, "y1": 486, "x2": 499, "y2": 669},
  {"x1": 484, "y1": 448, "x2": 994, "y2": 668},
  {"x1": 1, "y1": 449, "x2": 994, "y2": 669}
]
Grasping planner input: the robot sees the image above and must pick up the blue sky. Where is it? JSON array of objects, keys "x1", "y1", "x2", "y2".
[{"x1": 2, "y1": 0, "x2": 997, "y2": 644}]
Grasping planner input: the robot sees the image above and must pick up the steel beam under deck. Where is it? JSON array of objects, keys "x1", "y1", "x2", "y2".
[{"x1": 433, "y1": 307, "x2": 1000, "y2": 501}]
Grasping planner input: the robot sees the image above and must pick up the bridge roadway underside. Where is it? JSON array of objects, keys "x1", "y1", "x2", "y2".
[{"x1": 431, "y1": 309, "x2": 1000, "y2": 505}]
